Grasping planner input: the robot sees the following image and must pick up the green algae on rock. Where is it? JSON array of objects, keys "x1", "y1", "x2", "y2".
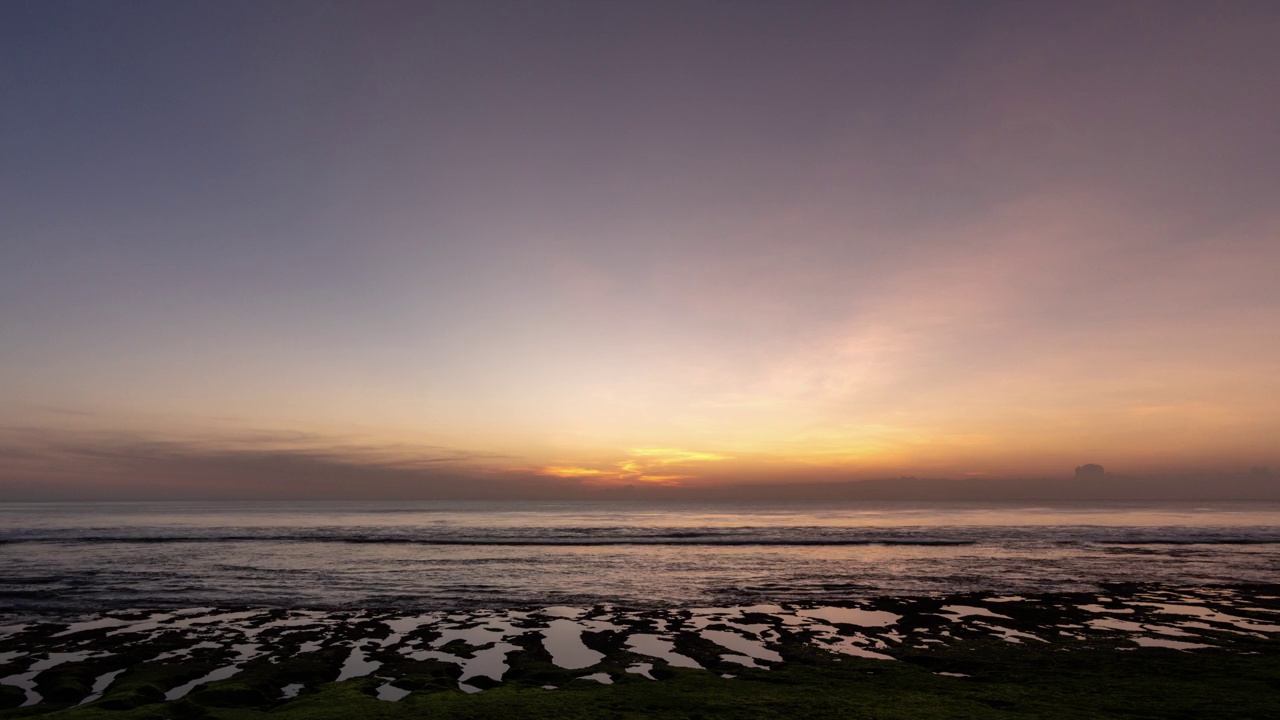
[{"x1": 2, "y1": 585, "x2": 1279, "y2": 719}]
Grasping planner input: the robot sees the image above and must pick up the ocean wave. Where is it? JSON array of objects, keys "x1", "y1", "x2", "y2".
[
  {"x1": 3, "y1": 534, "x2": 1279, "y2": 546},
  {"x1": 0, "y1": 534, "x2": 979, "y2": 547},
  {"x1": 1096, "y1": 538, "x2": 1280, "y2": 545},
  {"x1": 4, "y1": 520, "x2": 1280, "y2": 548}
]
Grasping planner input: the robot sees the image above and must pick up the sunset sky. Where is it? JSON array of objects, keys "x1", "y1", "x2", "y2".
[{"x1": 3, "y1": 1, "x2": 1278, "y2": 498}]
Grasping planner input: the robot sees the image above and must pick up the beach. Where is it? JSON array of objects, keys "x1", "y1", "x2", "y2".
[
  {"x1": 7, "y1": 0, "x2": 1280, "y2": 715},
  {"x1": 2, "y1": 584, "x2": 1280, "y2": 718},
  {"x1": 2, "y1": 502, "x2": 1280, "y2": 717}
]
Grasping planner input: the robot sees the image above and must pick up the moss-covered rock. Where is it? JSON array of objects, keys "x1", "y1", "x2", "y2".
[
  {"x1": 0, "y1": 686, "x2": 26, "y2": 711},
  {"x1": 186, "y1": 683, "x2": 270, "y2": 708},
  {"x1": 12, "y1": 639, "x2": 1280, "y2": 720},
  {"x1": 6, "y1": 586, "x2": 1280, "y2": 719}
]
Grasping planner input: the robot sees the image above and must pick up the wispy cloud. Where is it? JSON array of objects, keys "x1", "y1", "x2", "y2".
[
  {"x1": 537, "y1": 447, "x2": 732, "y2": 486},
  {"x1": 0, "y1": 427, "x2": 570, "y2": 501}
]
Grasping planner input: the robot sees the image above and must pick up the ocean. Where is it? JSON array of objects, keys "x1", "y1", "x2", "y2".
[{"x1": 2, "y1": 500, "x2": 1278, "y2": 612}]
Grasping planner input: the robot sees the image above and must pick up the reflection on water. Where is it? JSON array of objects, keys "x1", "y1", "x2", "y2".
[
  {"x1": 165, "y1": 643, "x2": 261, "y2": 700},
  {"x1": 1, "y1": 501, "x2": 1278, "y2": 611},
  {"x1": 5, "y1": 587, "x2": 1278, "y2": 705},
  {"x1": 5, "y1": 500, "x2": 1279, "y2": 531}
]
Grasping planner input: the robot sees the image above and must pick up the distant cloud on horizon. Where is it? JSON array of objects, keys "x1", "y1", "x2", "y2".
[{"x1": 2, "y1": 425, "x2": 1277, "y2": 502}]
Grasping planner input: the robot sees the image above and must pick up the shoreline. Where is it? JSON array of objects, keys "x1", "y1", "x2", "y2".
[{"x1": 3, "y1": 583, "x2": 1279, "y2": 718}]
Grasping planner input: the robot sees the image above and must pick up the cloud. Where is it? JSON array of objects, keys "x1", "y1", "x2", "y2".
[
  {"x1": 536, "y1": 447, "x2": 731, "y2": 486},
  {"x1": 538, "y1": 466, "x2": 606, "y2": 478},
  {"x1": 4, "y1": 425, "x2": 1276, "y2": 501},
  {"x1": 0, "y1": 427, "x2": 578, "y2": 501},
  {"x1": 626, "y1": 448, "x2": 731, "y2": 464}
]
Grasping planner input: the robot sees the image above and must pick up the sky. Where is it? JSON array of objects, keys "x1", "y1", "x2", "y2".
[{"x1": 2, "y1": 1, "x2": 1279, "y2": 499}]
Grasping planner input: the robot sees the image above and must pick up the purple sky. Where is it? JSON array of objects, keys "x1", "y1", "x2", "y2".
[{"x1": 3, "y1": 1, "x2": 1279, "y2": 499}]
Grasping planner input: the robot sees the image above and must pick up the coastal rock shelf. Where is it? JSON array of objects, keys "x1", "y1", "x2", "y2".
[{"x1": 1, "y1": 585, "x2": 1278, "y2": 715}]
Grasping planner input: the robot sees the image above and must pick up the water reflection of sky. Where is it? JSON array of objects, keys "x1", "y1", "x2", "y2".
[
  {"x1": 2, "y1": 502, "x2": 1279, "y2": 611},
  {"x1": 5, "y1": 588, "x2": 1279, "y2": 705},
  {"x1": 4, "y1": 500, "x2": 1280, "y2": 534}
]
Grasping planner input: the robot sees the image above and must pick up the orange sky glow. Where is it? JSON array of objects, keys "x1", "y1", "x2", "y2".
[{"x1": 2, "y1": 3, "x2": 1278, "y2": 499}]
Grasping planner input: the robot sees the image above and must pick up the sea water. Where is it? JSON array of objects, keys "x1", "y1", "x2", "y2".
[{"x1": 1, "y1": 500, "x2": 1277, "y2": 612}]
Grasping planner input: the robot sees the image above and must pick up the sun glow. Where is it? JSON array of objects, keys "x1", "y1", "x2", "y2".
[
  {"x1": 537, "y1": 466, "x2": 605, "y2": 478},
  {"x1": 535, "y1": 448, "x2": 733, "y2": 485}
]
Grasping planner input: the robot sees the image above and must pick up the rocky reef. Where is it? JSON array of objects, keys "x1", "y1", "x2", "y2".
[{"x1": 2, "y1": 584, "x2": 1279, "y2": 718}]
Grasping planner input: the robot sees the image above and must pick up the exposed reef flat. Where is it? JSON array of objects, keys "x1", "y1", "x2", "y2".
[{"x1": 2, "y1": 585, "x2": 1278, "y2": 719}]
